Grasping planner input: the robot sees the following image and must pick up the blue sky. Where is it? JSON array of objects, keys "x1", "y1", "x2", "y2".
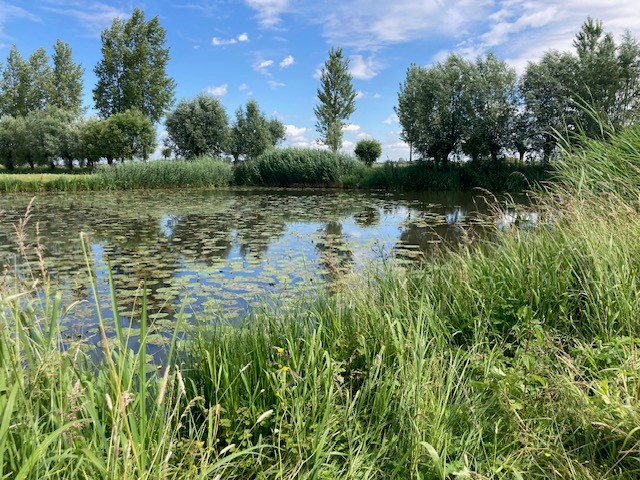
[{"x1": 1, "y1": 1, "x2": 639, "y2": 160}]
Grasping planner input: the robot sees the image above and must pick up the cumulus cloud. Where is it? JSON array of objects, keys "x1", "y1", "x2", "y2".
[
  {"x1": 280, "y1": 55, "x2": 295, "y2": 68},
  {"x1": 349, "y1": 55, "x2": 382, "y2": 80},
  {"x1": 285, "y1": 124, "x2": 312, "y2": 147},
  {"x1": 204, "y1": 84, "x2": 228, "y2": 96},
  {"x1": 342, "y1": 124, "x2": 361, "y2": 132},
  {"x1": 245, "y1": 0, "x2": 289, "y2": 28},
  {"x1": 268, "y1": 79, "x2": 286, "y2": 89},
  {"x1": 212, "y1": 32, "x2": 250, "y2": 46}
]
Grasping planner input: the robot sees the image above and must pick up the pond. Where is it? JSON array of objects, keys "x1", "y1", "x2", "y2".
[{"x1": 0, "y1": 188, "x2": 528, "y2": 348}]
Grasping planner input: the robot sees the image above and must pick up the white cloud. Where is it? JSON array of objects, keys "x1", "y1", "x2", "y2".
[
  {"x1": 372, "y1": 93, "x2": 382, "y2": 99},
  {"x1": 280, "y1": 55, "x2": 295, "y2": 68},
  {"x1": 384, "y1": 113, "x2": 399, "y2": 125},
  {"x1": 342, "y1": 124, "x2": 361, "y2": 132},
  {"x1": 212, "y1": 32, "x2": 250, "y2": 46},
  {"x1": 349, "y1": 55, "x2": 382, "y2": 80},
  {"x1": 204, "y1": 84, "x2": 228, "y2": 96},
  {"x1": 268, "y1": 80, "x2": 286, "y2": 89},
  {"x1": 356, "y1": 132, "x2": 370, "y2": 140},
  {"x1": 41, "y1": 2, "x2": 126, "y2": 36},
  {"x1": 285, "y1": 124, "x2": 313, "y2": 147},
  {"x1": 245, "y1": 0, "x2": 289, "y2": 28},
  {"x1": 355, "y1": 91, "x2": 365, "y2": 99},
  {"x1": 239, "y1": 83, "x2": 250, "y2": 91},
  {"x1": 0, "y1": 2, "x2": 40, "y2": 39}
]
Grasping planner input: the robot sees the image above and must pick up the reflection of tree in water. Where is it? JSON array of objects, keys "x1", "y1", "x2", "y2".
[
  {"x1": 316, "y1": 221, "x2": 354, "y2": 283},
  {"x1": 228, "y1": 196, "x2": 288, "y2": 259},
  {"x1": 353, "y1": 207, "x2": 381, "y2": 227}
]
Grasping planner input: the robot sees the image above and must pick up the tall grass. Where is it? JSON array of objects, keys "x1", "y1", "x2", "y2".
[
  {"x1": 235, "y1": 148, "x2": 359, "y2": 186},
  {"x1": 0, "y1": 208, "x2": 258, "y2": 479},
  {"x1": 0, "y1": 173, "x2": 107, "y2": 192},
  {"x1": 183, "y1": 126, "x2": 640, "y2": 478},
  {"x1": 95, "y1": 157, "x2": 233, "y2": 189}
]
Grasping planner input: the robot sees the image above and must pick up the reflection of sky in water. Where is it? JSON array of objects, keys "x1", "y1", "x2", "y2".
[{"x1": 0, "y1": 189, "x2": 529, "y2": 343}]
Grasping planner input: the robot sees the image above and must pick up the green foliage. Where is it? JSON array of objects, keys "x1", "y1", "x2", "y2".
[
  {"x1": 165, "y1": 94, "x2": 229, "y2": 159},
  {"x1": 0, "y1": 115, "x2": 26, "y2": 170},
  {"x1": 397, "y1": 54, "x2": 471, "y2": 165},
  {"x1": 354, "y1": 138, "x2": 382, "y2": 166},
  {"x1": 314, "y1": 48, "x2": 357, "y2": 152},
  {"x1": 48, "y1": 40, "x2": 84, "y2": 115},
  {"x1": 95, "y1": 156, "x2": 233, "y2": 189},
  {"x1": 102, "y1": 109, "x2": 157, "y2": 161},
  {"x1": 228, "y1": 99, "x2": 284, "y2": 162},
  {"x1": 93, "y1": 8, "x2": 175, "y2": 123},
  {"x1": 236, "y1": 148, "x2": 356, "y2": 186}
]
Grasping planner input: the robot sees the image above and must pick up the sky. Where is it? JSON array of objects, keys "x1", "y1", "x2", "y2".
[{"x1": 0, "y1": 1, "x2": 639, "y2": 160}]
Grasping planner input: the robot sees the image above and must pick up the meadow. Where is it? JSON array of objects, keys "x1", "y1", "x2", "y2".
[{"x1": 1, "y1": 126, "x2": 639, "y2": 478}]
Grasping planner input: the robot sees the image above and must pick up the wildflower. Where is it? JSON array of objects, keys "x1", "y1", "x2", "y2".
[
  {"x1": 281, "y1": 366, "x2": 290, "y2": 372},
  {"x1": 276, "y1": 347, "x2": 285, "y2": 354},
  {"x1": 195, "y1": 441, "x2": 205, "y2": 449},
  {"x1": 544, "y1": 452, "x2": 552, "y2": 458}
]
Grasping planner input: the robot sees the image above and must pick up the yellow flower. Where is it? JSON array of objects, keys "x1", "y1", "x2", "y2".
[
  {"x1": 544, "y1": 452, "x2": 551, "y2": 458},
  {"x1": 276, "y1": 347, "x2": 285, "y2": 354},
  {"x1": 281, "y1": 366, "x2": 290, "y2": 372},
  {"x1": 195, "y1": 441, "x2": 205, "y2": 449}
]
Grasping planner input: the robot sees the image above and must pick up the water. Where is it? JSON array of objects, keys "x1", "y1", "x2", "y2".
[{"x1": 0, "y1": 188, "x2": 527, "y2": 347}]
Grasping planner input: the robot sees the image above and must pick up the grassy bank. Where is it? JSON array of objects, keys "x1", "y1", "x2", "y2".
[
  {"x1": 1, "y1": 126, "x2": 640, "y2": 478},
  {"x1": 0, "y1": 151, "x2": 547, "y2": 192},
  {"x1": 0, "y1": 157, "x2": 233, "y2": 192}
]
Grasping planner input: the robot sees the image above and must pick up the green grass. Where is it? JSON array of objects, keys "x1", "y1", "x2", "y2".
[
  {"x1": 0, "y1": 173, "x2": 107, "y2": 192},
  {"x1": 2, "y1": 125, "x2": 640, "y2": 478}
]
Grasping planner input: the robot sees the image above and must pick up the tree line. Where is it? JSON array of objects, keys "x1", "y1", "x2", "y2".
[{"x1": 396, "y1": 18, "x2": 640, "y2": 165}]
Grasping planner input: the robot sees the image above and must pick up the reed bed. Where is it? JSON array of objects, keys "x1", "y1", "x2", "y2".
[{"x1": 95, "y1": 157, "x2": 233, "y2": 189}]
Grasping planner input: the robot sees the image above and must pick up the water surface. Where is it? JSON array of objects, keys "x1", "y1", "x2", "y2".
[{"x1": 0, "y1": 188, "x2": 527, "y2": 347}]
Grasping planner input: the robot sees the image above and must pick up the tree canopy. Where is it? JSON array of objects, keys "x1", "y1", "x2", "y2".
[{"x1": 93, "y1": 8, "x2": 175, "y2": 123}]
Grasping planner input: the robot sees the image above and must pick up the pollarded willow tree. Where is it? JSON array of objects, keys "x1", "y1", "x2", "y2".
[
  {"x1": 314, "y1": 47, "x2": 357, "y2": 152},
  {"x1": 93, "y1": 8, "x2": 175, "y2": 123},
  {"x1": 165, "y1": 94, "x2": 229, "y2": 158},
  {"x1": 229, "y1": 99, "x2": 285, "y2": 162}
]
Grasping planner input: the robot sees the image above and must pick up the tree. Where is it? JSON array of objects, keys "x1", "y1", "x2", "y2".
[
  {"x1": 23, "y1": 107, "x2": 75, "y2": 169},
  {"x1": 104, "y1": 109, "x2": 157, "y2": 161},
  {"x1": 463, "y1": 53, "x2": 518, "y2": 162},
  {"x1": 521, "y1": 51, "x2": 578, "y2": 160},
  {"x1": 395, "y1": 64, "x2": 426, "y2": 162},
  {"x1": 48, "y1": 40, "x2": 84, "y2": 115},
  {"x1": 228, "y1": 99, "x2": 284, "y2": 162},
  {"x1": 93, "y1": 8, "x2": 175, "y2": 123},
  {"x1": 314, "y1": 47, "x2": 357, "y2": 152},
  {"x1": 354, "y1": 138, "x2": 382, "y2": 166},
  {"x1": 397, "y1": 54, "x2": 471, "y2": 166},
  {"x1": 0, "y1": 115, "x2": 26, "y2": 170},
  {"x1": 165, "y1": 94, "x2": 229, "y2": 158}
]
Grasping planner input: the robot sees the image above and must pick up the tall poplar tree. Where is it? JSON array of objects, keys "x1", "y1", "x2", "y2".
[
  {"x1": 93, "y1": 8, "x2": 175, "y2": 123},
  {"x1": 48, "y1": 40, "x2": 84, "y2": 115},
  {"x1": 314, "y1": 47, "x2": 356, "y2": 152}
]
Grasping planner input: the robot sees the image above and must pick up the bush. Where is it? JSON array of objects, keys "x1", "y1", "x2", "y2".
[{"x1": 354, "y1": 138, "x2": 382, "y2": 166}]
